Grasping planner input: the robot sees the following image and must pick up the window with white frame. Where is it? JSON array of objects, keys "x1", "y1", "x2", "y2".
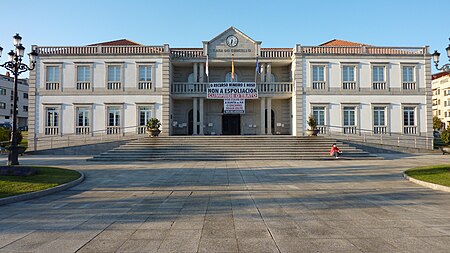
[
  {"x1": 107, "y1": 65, "x2": 122, "y2": 90},
  {"x1": 76, "y1": 107, "x2": 90, "y2": 135},
  {"x1": 23, "y1": 106, "x2": 28, "y2": 112},
  {"x1": 107, "y1": 106, "x2": 121, "y2": 134},
  {"x1": 138, "y1": 106, "x2": 153, "y2": 134},
  {"x1": 312, "y1": 106, "x2": 326, "y2": 133},
  {"x1": 138, "y1": 65, "x2": 152, "y2": 90},
  {"x1": 402, "y1": 66, "x2": 415, "y2": 90},
  {"x1": 372, "y1": 65, "x2": 386, "y2": 90},
  {"x1": 46, "y1": 66, "x2": 60, "y2": 90},
  {"x1": 76, "y1": 65, "x2": 91, "y2": 90},
  {"x1": 373, "y1": 106, "x2": 386, "y2": 134},
  {"x1": 342, "y1": 65, "x2": 356, "y2": 89},
  {"x1": 403, "y1": 106, "x2": 416, "y2": 134},
  {"x1": 0, "y1": 102, "x2": 5, "y2": 109},
  {"x1": 0, "y1": 88, "x2": 6, "y2": 95},
  {"x1": 312, "y1": 65, "x2": 325, "y2": 89},
  {"x1": 45, "y1": 107, "x2": 59, "y2": 135},
  {"x1": 343, "y1": 106, "x2": 356, "y2": 134}
]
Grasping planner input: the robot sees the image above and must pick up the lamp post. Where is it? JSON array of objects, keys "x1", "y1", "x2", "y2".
[
  {"x1": 432, "y1": 38, "x2": 450, "y2": 73},
  {"x1": 0, "y1": 33, "x2": 38, "y2": 165}
]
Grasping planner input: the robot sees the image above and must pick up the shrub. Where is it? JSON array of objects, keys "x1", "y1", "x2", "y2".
[
  {"x1": 433, "y1": 116, "x2": 443, "y2": 130},
  {"x1": 146, "y1": 118, "x2": 161, "y2": 130},
  {"x1": 441, "y1": 127, "x2": 450, "y2": 145},
  {"x1": 0, "y1": 128, "x2": 23, "y2": 147},
  {"x1": 307, "y1": 114, "x2": 317, "y2": 130}
]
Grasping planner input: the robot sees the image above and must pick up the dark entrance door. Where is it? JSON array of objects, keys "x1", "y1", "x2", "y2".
[{"x1": 222, "y1": 114, "x2": 241, "y2": 135}]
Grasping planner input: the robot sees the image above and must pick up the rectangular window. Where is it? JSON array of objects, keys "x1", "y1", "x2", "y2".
[
  {"x1": 139, "y1": 106, "x2": 152, "y2": 126},
  {"x1": 403, "y1": 107, "x2": 415, "y2": 126},
  {"x1": 139, "y1": 66, "x2": 152, "y2": 82},
  {"x1": 23, "y1": 106, "x2": 28, "y2": 112},
  {"x1": 46, "y1": 66, "x2": 60, "y2": 82},
  {"x1": 373, "y1": 107, "x2": 386, "y2": 126},
  {"x1": 108, "y1": 107, "x2": 121, "y2": 127},
  {"x1": 0, "y1": 102, "x2": 5, "y2": 109},
  {"x1": 312, "y1": 66, "x2": 325, "y2": 82},
  {"x1": 312, "y1": 106, "x2": 325, "y2": 126},
  {"x1": 372, "y1": 66, "x2": 385, "y2": 82},
  {"x1": 46, "y1": 107, "x2": 58, "y2": 127},
  {"x1": 0, "y1": 88, "x2": 6, "y2": 95},
  {"x1": 77, "y1": 66, "x2": 91, "y2": 82},
  {"x1": 342, "y1": 66, "x2": 355, "y2": 82},
  {"x1": 23, "y1": 93, "x2": 28, "y2": 99},
  {"x1": 77, "y1": 108, "x2": 90, "y2": 127},
  {"x1": 108, "y1": 65, "x2": 121, "y2": 82},
  {"x1": 343, "y1": 107, "x2": 356, "y2": 126},
  {"x1": 402, "y1": 66, "x2": 414, "y2": 82}
]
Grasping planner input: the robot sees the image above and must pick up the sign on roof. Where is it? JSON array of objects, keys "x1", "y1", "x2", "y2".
[{"x1": 207, "y1": 82, "x2": 258, "y2": 99}]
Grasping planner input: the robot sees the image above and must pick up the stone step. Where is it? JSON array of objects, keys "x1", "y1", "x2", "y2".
[{"x1": 89, "y1": 136, "x2": 381, "y2": 161}]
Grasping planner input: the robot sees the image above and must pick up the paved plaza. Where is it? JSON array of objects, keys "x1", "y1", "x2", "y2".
[{"x1": 0, "y1": 154, "x2": 450, "y2": 252}]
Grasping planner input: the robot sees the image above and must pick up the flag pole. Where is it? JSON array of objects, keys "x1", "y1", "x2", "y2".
[
  {"x1": 206, "y1": 54, "x2": 210, "y2": 83},
  {"x1": 254, "y1": 54, "x2": 259, "y2": 83}
]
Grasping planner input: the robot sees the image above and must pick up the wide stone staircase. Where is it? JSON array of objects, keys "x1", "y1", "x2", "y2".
[{"x1": 88, "y1": 136, "x2": 381, "y2": 161}]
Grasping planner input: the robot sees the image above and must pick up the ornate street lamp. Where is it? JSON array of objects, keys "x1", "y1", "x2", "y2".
[
  {"x1": 0, "y1": 33, "x2": 38, "y2": 165},
  {"x1": 432, "y1": 38, "x2": 450, "y2": 73}
]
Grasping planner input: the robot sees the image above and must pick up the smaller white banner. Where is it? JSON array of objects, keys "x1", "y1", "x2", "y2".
[{"x1": 224, "y1": 99, "x2": 245, "y2": 114}]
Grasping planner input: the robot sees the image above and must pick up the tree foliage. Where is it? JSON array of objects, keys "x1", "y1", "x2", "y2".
[
  {"x1": 441, "y1": 127, "x2": 450, "y2": 145},
  {"x1": 433, "y1": 116, "x2": 443, "y2": 130}
]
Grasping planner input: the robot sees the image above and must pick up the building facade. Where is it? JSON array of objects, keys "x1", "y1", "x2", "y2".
[
  {"x1": 432, "y1": 72, "x2": 450, "y2": 128},
  {"x1": 28, "y1": 27, "x2": 432, "y2": 150},
  {"x1": 0, "y1": 73, "x2": 29, "y2": 128}
]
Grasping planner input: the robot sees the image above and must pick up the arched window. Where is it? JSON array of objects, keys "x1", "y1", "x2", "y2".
[
  {"x1": 188, "y1": 73, "x2": 195, "y2": 83},
  {"x1": 225, "y1": 72, "x2": 238, "y2": 82},
  {"x1": 270, "y1": 73, "x2": 277, "y2": 82}
]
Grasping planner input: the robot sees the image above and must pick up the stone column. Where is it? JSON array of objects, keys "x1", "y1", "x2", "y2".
[
  {"x1": 267, "y1": 63, "x2": 272, "y2": 82},
  {"x1": 199, "y1": 98, "x2": 204, "y2": 135},
  {"x1": 260, "y1": 97, "x2": 266, "y2": 135},
  {"x1": 193, "y1": 63, "x2": 198, "y2": 83},
  {"x1": 199, "y1": 63, "x2": 204, "y2": 83},
  {"x1": 193, "y1": 98, "x2": 198, "y2": 135},
  {"x1": 267, "y1": 97, "x2": 272, "y2": 135}
]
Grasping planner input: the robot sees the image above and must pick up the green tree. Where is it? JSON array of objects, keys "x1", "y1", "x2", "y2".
[
  {"x1": 0, "y1": 128, "x2": 23, "y2": 147},
  {"x1": 441, "y1": 127, "x2": 450, "y2": 145},
  {"x1": 433, "y1": 116, "x2": 443, "y2": 130}
]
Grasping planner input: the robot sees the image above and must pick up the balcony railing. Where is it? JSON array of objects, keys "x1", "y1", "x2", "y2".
[
  {"x1": 138, "y1": 81, "x2": 152, "y2": 90},
  {"x1": 343, "y1": 126, "x2": 357, "y2": 134},
  {"x1": 171, "y1": 49, "x2": 204, "y2": 58},
  {"x1": 46, "y1": 82, "x2": 60, "y2": 90},
  {"x1": 76, "y1": 82, "x2": 91, "y2": 90},
  {"x1": 107, "y1": 126, "x2": 121, "y2": 135},
  {"x1": 37, "y1": 46, "x2": 164, "y2": 55},
  {"x1": 372, "y1": 82, "x2": 386, "y2": 90},
  {"x1": 373, "y1": 126, "x2": 387, "y2": 134},
  {"x1": 402, "y1": 82, "x2": 416, "y2": 90},
  {"x1": 137, "y1": 126, "x2": 146, "y2": 134},
  {"x1": 342, "y1": 81, "x2": 357, "y2": 90},
  {"x1": 171, "y1": 82, "x2": 293, "y2": 94},
  {"x1": 107, "y1": 82, "x2": 122, "y2": 90},
  {"x1": 45, "y1": 126, "x2": 59, "y2": 136},
  {"x1": 317, "y1": 126, "x2": 327, "y2": 134},
  {"x1": 403, "y1": 126, "x2": 417, "y2": 135},
  {"x1": 76, "y1": 126, "x2": 91, "y2": 135},
  {"x1": 260, "y1": 49, "x2": 292, "y2": 58},
  {"x1": 312, "y1": 81, "x2": 326, "y2": 90},
  {"x1": 302, "y1": 46, "x2": 426, "y2": 55}
]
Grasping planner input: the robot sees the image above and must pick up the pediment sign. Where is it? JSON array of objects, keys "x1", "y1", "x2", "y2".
[{"x1": 206, "y1": 27, "x2": 260, "y2": 58}]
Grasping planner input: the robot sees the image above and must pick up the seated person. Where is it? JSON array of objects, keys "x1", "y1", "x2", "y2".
[{"x1": 330, "y1": 143, "x2": 342, "y2": 158}]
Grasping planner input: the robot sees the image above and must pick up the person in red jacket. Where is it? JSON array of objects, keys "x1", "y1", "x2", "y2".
[{"x1": 330, "y1": 143, "x2": 342, "y2": 159}]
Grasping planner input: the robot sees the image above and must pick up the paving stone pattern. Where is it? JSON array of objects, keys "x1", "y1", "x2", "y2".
[{"x1": 0, "y1": 154, "x2": 449, "y2": 252}]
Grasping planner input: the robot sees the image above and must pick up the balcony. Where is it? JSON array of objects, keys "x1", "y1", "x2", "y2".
[
  {"x1": 403, "y1": 126, "x2": 417, "y2": 135},
  {"x1": 373, "y1": 126, "x2": 387, "y2": 134},
  {"x1": 138, "y1": 81, "x2": 152, "y2": 90},
  {"x1": 372, "y1": 82, "x2": 386, "y2": 90},
  {"x1": 76, "y1": 126, "x2": 90, "y2": 135},
  {"x1": 107, "y1": 82, "x2": 122, "y2": 90},
  {"x1": 76, "y1": 82, "x2": 91, "y2": 90},
  {"x1": 342, "y1": 81, "x2": 357, "y2": 90},
  {"x1": 402, "y1": 82, "x2": 416, "y2": 90},
  {"x1": 171, "y1": 82, "x2": 293, "y2": 95},
  {"x1": 46, "y1": 82, "x2": 60, "y2": 90},
  {"x1": 312, "y1": 81, "x2": 326, "y2": 90},
  {"x1": 45, "y1": 126, "x2": 59, "y2": 135}
]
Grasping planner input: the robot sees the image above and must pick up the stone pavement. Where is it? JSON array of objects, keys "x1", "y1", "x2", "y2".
[{"x1": 0, "y1": 154, "x2": 449, "y2": 252}]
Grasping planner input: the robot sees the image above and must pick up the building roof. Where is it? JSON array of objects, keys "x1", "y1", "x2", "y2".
[
  {"x1": 432, "y1": 72, "x2": 450, "y2": 80},
  {"x1": 319, "y1": 39, "x2": 369, "y2": 47},
  {"x1": 87, "y1": 39, "x2": 142, "y2": 46}
]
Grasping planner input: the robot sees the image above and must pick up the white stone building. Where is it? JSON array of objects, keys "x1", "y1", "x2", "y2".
[
  {"x1": 28, "y1": 27, "x2": 432, "y2": 150},
  {"x1": 0, "y1": 73, "x2": 29, "y2": 128},
  {"x1": 432, "y1": 72, "x2": 450, "y2": 128}
]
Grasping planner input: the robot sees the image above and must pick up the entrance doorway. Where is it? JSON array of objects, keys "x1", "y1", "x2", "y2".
[
  {"x1": 188, "y1": 109, "x2": 200, "y2": 135},
  {"x1": 222, "y1": 114, "x2": 241, "y2": 135}
]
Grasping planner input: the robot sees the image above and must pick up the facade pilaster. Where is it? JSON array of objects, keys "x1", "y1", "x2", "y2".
[
  {"x1": 161, "y1": 45, "x2": 171, "y2": 136},
  {"x1": 267, "y1": 97, "x2": 272, "y2": 134},
  {"x1": 260, "y1": 97, "x2": 266, "y2": 134},
  {"x1": 193, "y1": 63, "x2": 198, "y2": 83},
  {"x1": 199, "y1": 98, "x2": 204, "y2": 135},
  {"x1": 199, "y1": 63, "x2": 204, "y2": 83},
  {"x1": 27, "y1": 51, "x2": 38, "y2": 151},
  {"x1": 193, "y1": 98, "x2": 198, "y2": 135}
]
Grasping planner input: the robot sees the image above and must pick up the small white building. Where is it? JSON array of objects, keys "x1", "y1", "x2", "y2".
[
  {"x1": 28, "y1": 27, "x2": 433, "y2": 150},
  {"x1": 0, "y1": 73, "x2": 29, "y2": 128}
]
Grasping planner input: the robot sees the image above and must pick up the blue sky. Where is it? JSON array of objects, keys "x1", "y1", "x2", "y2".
[{"x1": 0, "y1": 0, "x2": 448, "y2": 73}]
